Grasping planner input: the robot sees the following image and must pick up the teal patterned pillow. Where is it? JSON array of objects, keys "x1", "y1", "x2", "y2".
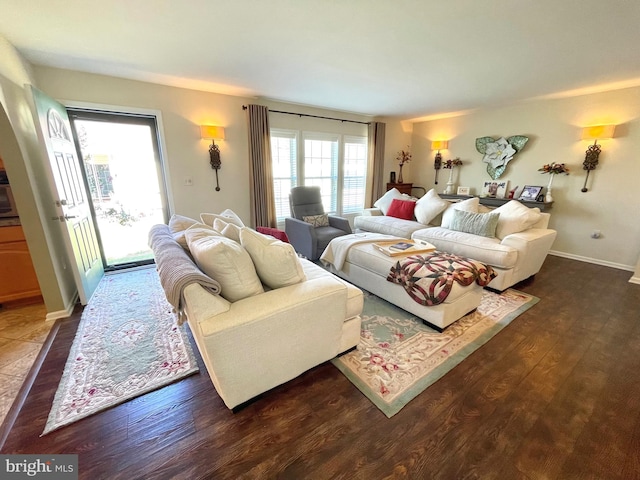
[
  {"x1": 450, "y1": 209, "x2": 500, "y2": 238},
  {"x1": 302, "y1": 214, "x2": 330, "y2": 227}
]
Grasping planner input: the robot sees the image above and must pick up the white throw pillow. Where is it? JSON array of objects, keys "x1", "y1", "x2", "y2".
[
  {"x1": 373, "y1": 188, "x2": 405, "y2": 215},
  {"x1": 240, "y1": 228, "x2": 306, "y2": 289},
  {"x1": 493, "y1": 200, "x2": 542, "y2": 239},
  {"x1": 200, "y1": 208, "x2": 245, "y2": 228},
  {"x1": 414, "y1": 189, "x2": 449, "y2": 225},
  {"x1": 185, "y1": 229, "x2": 263, "y2": 302},
  {"x1": 213, "y1": 218, "x2": 241, "y2": 242},
  {"x1": 168, "y1": 214, "x2": 199, "y2": 233},
  {"x1": 441, "y1": 197, "x2": 480, "y2": 228},
  {"x1": 173, "y1": 221, "x2": 217, "y2": 248}
]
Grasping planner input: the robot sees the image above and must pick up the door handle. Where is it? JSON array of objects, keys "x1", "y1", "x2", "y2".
[{"x1": 51, "y1": 215, "x2": 78, "y2": 222}]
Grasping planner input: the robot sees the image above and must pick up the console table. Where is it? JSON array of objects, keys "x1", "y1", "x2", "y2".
[
  {"x1": 440, "y1": 194, "x2": 553, "y2": 212},
  {"x1": 387, "y1": 182, "x2": 413, "y2": 195}
]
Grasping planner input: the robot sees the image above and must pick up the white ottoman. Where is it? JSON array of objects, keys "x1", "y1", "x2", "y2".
[{"x1": 324, "y1": 235, "x2": 486, "y2": 331}]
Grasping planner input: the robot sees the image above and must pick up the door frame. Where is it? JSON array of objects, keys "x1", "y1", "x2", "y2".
[
  {"x1": 59, "y1": 99, "x2": 175, "y2": 214},
  {"x1": 67, "y1": 107, "x2": 171, "y2": 269}
]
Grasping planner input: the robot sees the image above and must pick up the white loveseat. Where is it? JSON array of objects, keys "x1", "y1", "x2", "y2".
[
  {"x1": 353, "y1": 189, "x2": 557, "y2": 291},
  {"x1": 149, "y1": 211, "x2": 363, "y2": 410}
]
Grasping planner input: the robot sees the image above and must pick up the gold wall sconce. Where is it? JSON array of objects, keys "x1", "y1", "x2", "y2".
[
  {"x1": 580, "y1": 124, "x2": 615, "y2": 192},
  {"x1": 200, "y1": 125, "x2": 225, "y2": 191},
  {"x1": 431, "y1": 140, "x2": 448, "y2": 184}
]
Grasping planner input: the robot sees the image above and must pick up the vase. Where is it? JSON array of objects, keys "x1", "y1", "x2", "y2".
[
  {"x1": 444, "y1": 168, "x2": 455, "y2": 195},
  {"x1": 398, "y1": 164, "x2": 404, "y2": 183},
  {"x1": 545, "y1": 174, "x2": 554, "y2": 203}
]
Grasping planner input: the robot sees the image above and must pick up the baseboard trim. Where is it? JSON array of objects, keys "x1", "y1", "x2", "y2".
[
  {"x1": 629, "y1": 276, "x2": 640, "y2": 285},
  {"x1": 45, "y1": 293, "x2": 78, "y2": 321},
  {"x1": 548, "y1": 250, "x2": 635, "y2": 272},
  {"x1": 0, "y1": 318, "x2": 61, "y2": 450}
]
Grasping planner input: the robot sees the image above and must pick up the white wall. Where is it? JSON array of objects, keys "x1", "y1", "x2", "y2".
[
  {"x1": 383, "y1": 88, "x2": 640, "y2": 270},
  {"x1": 0, "y1": 36, "x2": 76, "y2": 316}
]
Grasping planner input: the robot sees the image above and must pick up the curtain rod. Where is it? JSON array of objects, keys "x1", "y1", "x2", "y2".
[{"x1": 242, "y1": 105, "x2": 370, "y2": 125}]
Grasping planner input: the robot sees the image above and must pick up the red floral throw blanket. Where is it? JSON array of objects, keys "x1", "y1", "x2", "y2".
[{"x1": 387, "y1": 252, "x2": 497, "y2": 306}]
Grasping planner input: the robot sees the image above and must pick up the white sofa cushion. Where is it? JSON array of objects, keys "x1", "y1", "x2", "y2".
[
  {"x1": 411, "y1": 227, "x2": 518, "y2": 269},
  {"x1": 492, "y1": 200, "x2": 541, "y2": 239},
  {"x1": 373, "y1": 188, "x2": 405, "y2": 215},
  {"x1": 441, "y1": 197, "x2": 480, "y2": 228},
  {"x1": 185, "y1": 228, "x2": 264, "y2": 302},
  {"x1": 200, "y1": 208, "x2": 245, "y2": 228},
  {"x1": 240, "y1": 227, "x2": 306, "y2": 289},
  {"x1": 354, "y1": 214, "x2": 429, "y2": 238},
  {"x1": 414, "y1": 189, "x2": 449, "y2": 225}
]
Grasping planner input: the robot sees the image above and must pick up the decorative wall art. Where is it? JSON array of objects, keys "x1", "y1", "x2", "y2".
[{"x1": 475, "y1": 135, "x2": 529, "y2": 180}]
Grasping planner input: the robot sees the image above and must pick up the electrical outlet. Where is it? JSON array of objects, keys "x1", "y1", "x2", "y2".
[{"x1": 184, "y1": 177, "x2": 193, "y2": 186}]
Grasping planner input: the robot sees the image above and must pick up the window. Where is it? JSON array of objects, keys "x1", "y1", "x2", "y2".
[
  {"x1": 342, "y1": 136, "x2": 368, "y2": 214},
  {"x1": 271, "y1": 129, "x2": 367, "y2": 224},
  {"x1": 271, "y1": 130, "x2": 298, "y2": 221},
  {"x1": 303, "y1": 133, "x2": 339, "y2": 213}
]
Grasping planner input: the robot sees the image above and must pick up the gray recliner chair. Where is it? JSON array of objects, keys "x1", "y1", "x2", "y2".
[{"x1": 285, "y1": 186, "x2": 352, "y2": 260}]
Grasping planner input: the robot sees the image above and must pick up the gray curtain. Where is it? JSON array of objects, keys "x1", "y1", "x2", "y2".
[
  {"x1": 368, "y1": 121, "x2": 386, "y2": 206},
  {"x1": 246, "y1": 104, "x2": 277, "y2": 228}
]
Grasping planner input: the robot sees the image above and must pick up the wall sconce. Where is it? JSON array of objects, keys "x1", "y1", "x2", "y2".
[
  {"x1": 580, "y1": 124, "x2": 615, "y2": 192},
  {"x1": 431, "y1": 140, "x2": 448, "y2": 184},
  {"x1": 200, "y1": 125, "x2": 226, "y2": 191}
]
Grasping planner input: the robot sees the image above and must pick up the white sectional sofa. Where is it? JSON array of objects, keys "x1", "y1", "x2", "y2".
[
  {"x1": 353, "y1": 189, "x2": 557, "y2": 291},
  {"x1": 149, "y1": 211, "x2": 363, "y2": 410}
]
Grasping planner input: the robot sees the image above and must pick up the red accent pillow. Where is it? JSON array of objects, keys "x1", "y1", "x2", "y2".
[
  {"x1": 256, "y1": 226, "x2": 290, "y2": 243},
  {"x1": 386, "y1": 199, "x2": 416, "y2": 220}
]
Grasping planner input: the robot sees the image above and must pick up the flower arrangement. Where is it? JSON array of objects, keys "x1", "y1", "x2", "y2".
[
  {"x1": 396, "y1": 148, "x2": 412, "y2": 165},
  {"x1": 443, "y1": 158, "x2": 463, "y2": 169},
  {"x1": 538, "y1": 162, "x2": 570, "y2": 175}
]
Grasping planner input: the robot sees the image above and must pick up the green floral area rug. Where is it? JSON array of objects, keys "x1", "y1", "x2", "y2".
[
  {"x1": 332, "y1": 289, "x2": 538, "y2": 417},
  {"x1": 43, "y1": 267, "x2": 199, "y2": 435}
]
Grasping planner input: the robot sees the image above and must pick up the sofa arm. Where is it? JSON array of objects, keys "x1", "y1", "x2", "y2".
[
  {"x1": 328, "y1": 215, "x2": 352, "y2": 233},
  {"x1": 285, "y1": 217, "x2": 317, "y2": 259},
  {"x1": 362, "y1": 208, "x2": 383, "y2": 216},
  {"x1": 500, "y1": 228, "x2": 557, "y2": 278}
]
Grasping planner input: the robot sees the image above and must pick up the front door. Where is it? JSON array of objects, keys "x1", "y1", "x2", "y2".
[{"x1": 29, "y1": 86, "x2": 104, "y2": 304}]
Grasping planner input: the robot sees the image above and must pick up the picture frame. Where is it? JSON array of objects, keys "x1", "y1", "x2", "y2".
[
  {"x1": 518, "y1": 185, "x2": 543, "y2": 202},
  {"x1": 495, "y1": 180, "x2": 508, "y2": 199},
  {"x1": 481, "y1": 181, "x2": 501, "y2": 198},
  {"x1": 457, "y1": 186, "x2": 470, "y2": 195}
]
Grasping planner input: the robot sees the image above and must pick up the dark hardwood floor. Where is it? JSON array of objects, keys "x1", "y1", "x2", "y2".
[{"x1": 2, "y1": 255, "x2": 640, "y2": 479}]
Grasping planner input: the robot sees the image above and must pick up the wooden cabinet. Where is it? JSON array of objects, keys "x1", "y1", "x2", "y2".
[
  {"x1": 387, "y1": 182, "x2": 413, "y2": 195},
  {"x1": 0, "y1": 225, "x2": 42, "y2": 304}
]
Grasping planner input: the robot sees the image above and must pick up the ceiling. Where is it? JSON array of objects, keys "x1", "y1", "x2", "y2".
[{"x1": 2, "y1": 0, "x2": 640, "y2": 119}]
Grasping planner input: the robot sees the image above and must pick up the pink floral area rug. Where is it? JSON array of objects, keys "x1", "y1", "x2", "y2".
[
  {"x1": 42, "y1": 267, "x2": 199, "y2": 435},
  {"x1": 332, "y1": 289, "x2": 538, "y2": 418}
]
